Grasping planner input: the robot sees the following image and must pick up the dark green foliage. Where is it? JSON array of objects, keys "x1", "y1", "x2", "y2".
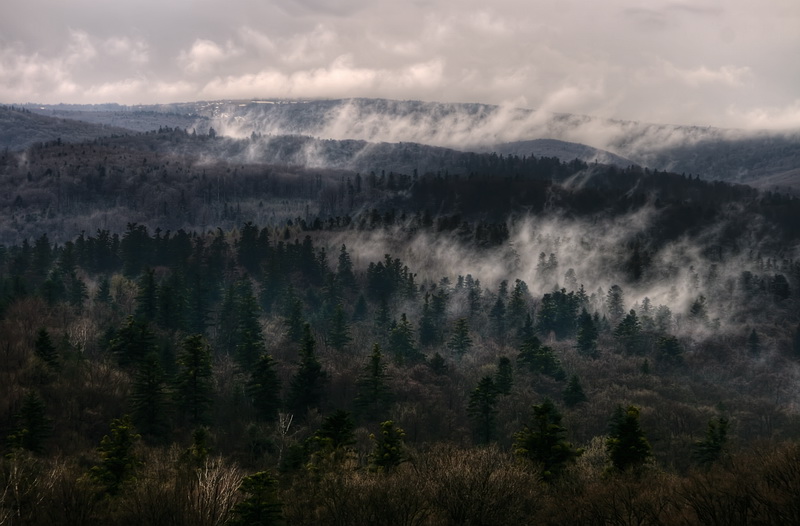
[
  {"x1": 536, "y1": 289, "x2": 580, "y2": 340},
  {"x1": 388, "y1": 313, "x2": 421, "y2": 363},
  {"x1": 354, "y1": 344, "x2": 393, "y2": 421},
  {"x1": 309, "y1": 409, "x2": 356, "y2": 465},
  {"x1": 284, "y1": 297, "x2": 305, "y2": 344},
  {"x1": 507, "y1": 279, "x2": 530, "y2": 330},
  {"x1": 418, "y1": 293, "x2": 439, "y2": 348},
  {"x1": 495, "y1": 356, "x2": 513, "y2": 395},
  {"x1": 576, "y1": 307, "x2": 598, "y2": 357},
  {"x1": 336, "y1": 244, "x2": 356, "y2": 289},
  {"x1": 656, "y1": 335, "x2": 684, "y2": 367},
  {"x1": 247, "y1": 353, "x2": 282, "y2": 423},
  {"x1": 606, "y1": 405, "x2": 652, "y2": 473},
  {"x1": 563, "y1": 374, "x2": 588, "y2": 407},
  {"x1": 693, "y1": 416, "x2": 730, "y2": 468},
  {"x1": 326, "y1": 303, "x2": 352, "y2": 352},
  {"x1": 514, "y1": 399, "x2": 582, "y2": 482},
  {"x1": 488, "y1": 296, "x2": 506, "y2": 340},
  {"x1": 429, "y1": 352, "x2": 448, "y2": 375},
  {"x1": 175, "y1": 334, "x2": 214, "y2": 426},
  {"x1": 96, "y1": 275, "x2": 112, "y2": 304},
  {"x1": 468, "y1": 376, "x2": 499, "y2": 444},
  {"x1": 688, "y1": 295, "x2": 708, "y2": 324},
  {"x1": 352, "y1": 293, "x2": 368, "y2": 322},
  {"x1": 615, "y1": 309, "x2": 643, "y2": 355},
  {"x1": 236, "y1": 279, "x2": 265, "y2": 367},
  {"x1": 7, "y1": 391, "x2": 52, "y2": 454},
  {"x1": 229, "y1": 471, "x2": 284, "y2": 526},
  {"x1": 134, "y1": 268, "x2": 158, "y2": 322},
  {"x1": 90, "y1": 415, "x2": 141, "y2": 496},
  {"x1": 447, "y1": 317, "x2": 473, "y2": 357},
  {"x1": 517, "y1": 336, "x2": 566, "y2": 381},
  {"x1": 109, "y1": 315, "x2": 157, "y2": 367},
  {"x1": 287, "y1": 324, "x2": 328, "y2": 415},
  {"x1": 369, "y1": 420, "x2": 407, "y2": 473},
  {"x1": 33, "y1": 327, "x2": 58, "y2": 369},
  {"x1": 131, "y1": 351, "x2": 170, "y2": 440}
]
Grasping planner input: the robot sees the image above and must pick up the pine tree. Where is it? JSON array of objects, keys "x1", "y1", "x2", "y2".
[
  {"x1": 131, "y1": 351, "x2": 170, "y2": 440},
  {"x1": 109, "y1": 315, "x2": 157, "y2": 367},
  {"x1": 327, "y1": 303, "x2": 352, "y2": 352},
  {"x1": 429, "y1": 352, "x2": 448, "y2": 375},
  {"x1": 90, "y1": 415, "x2": 141, "y2": 496},
  {"x1": 229, "y1": 471, "x2": 283, "y2": 526},
  {"x1": 134, "y1": 268, "x2": 158, "y2": 321},
  {"x1": 354, "y1": 344, "x2": 393, "y2": 421},
  {"x1": 284, "y1": 297, "x2": 305, "y2": 344},
  {"x1": 615, "y1": 309, "x2": 643, "y2": 355},
  {"x1": 693, "y1": 416, "x2": 729, "y2": 468},
  {"x1": 175, "y1": 334, "x2": 214, "y2": 426},
  {"x1": 418, "y1": 293, "x2": 438, "y2": 348},
  {"x1": 247, "y1": 353, "x2": 282, "y2": 423},
  {"x1": 467, "y1": 376, "x2": 499, "y2": 444},
  {"x1": 606, "y1": 284, "x2": 625, "y2": 325},
  {"x1": 606, "y1": 405, "x2": 652, "y2": 473},
  {"x1": 336, "y1": 244, "x2": 356, "y2": 289},
  {"x1": 388, "y1": 313, "x2": 420, "y2": 363},
  {"x1": 287, "y1": 324, "x2": 328, "y2": 416},
  {"x1": 369, "y1": 420, "x2": 407, "y2": 473},
  {"x1": 656, "y1": 335, "x2": 684, "y2": 367},
  {"x1": 447, "y1": 317, "x2": 473, "y2": 357},
  {"x1": 576, "y1": 308, "x2": 598, "y2": 358},
  {"x1": 309, "y1": 410, "x2": 356, "y2": 467},
  {"x1": 236, "y1": 279, "x2": 265, "y2": 368},
  {"x1": 495, "y1": 356, "x2": 513, "y2": 395},
  {"x1": 7, "y1": 391, "x2": 52, "y2": 454},
  {"x1": 34, "y1": 327, "x2": 59, "y2": 369},
  {"x1": 563, "y1": 374, "x2": 588, "y2": 407},
  {"x1": 514, "y1": 399, "x2": 582, "y2": 482},
  {"x1": 517, "y1": 336, "x2": 566, "y2": 381}
]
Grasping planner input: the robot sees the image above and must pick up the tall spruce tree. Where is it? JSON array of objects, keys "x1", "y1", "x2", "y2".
[
  {"x1": 448, "y1": 317, "x2": 473, "y2": 357},
  {"x1": 131, "y1": 351, "x2": 170, "y2": 440},
  {"x1": 467, "y1": 376, "x2": 499, "y2": 444},
  {"x1": 369, "y1": 420, "x2": 407, "y2": 473},
  {"x1": 7, "y1": 391, "x2": 52, "y2": 454},
  {"x1": 175, "y1": 334, "x2": 214, "y2": 426},
  {"x1": 606, "y1": 405, "x2": 652, "y2": 473},
  {"x1": 287, "y1": 324, "x2": 328, "y2": 416},
  {"x1": 327, "y1": 303, "x2": 352, "y2": 352},
  {"x1": 247, "y1": 353, "x2": 282, "y2": 423},
  {"x1": 90, "y1": 415, "x2": 141, "y2": 496},
  {"x1": 354, "y1": 344, "x2": 393, "y2": 421},
  {"x1": 514, "y1": 399, "x2": 582, "y2": 482}
]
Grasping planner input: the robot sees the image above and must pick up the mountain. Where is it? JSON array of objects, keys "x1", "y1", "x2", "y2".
[
  {"x1": 0, "y1": 105, "x2": 131, "y2": 151},
  {"x1": 17, "y1": 98, "x2": 800, "y2": 189}
]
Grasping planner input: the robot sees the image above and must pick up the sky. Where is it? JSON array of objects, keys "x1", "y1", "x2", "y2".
[{"x1": 1, "y1": 0, "x2": 799, "y2": 129}]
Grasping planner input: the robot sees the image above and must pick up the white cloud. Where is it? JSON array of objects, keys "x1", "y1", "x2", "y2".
[{"x1": 179, "y1": 39, "x2": 242, "y2": 74}]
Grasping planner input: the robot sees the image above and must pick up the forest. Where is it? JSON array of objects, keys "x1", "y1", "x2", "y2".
[{"x1": 1, "y1": 122, "x2": 800, "y2": 524}]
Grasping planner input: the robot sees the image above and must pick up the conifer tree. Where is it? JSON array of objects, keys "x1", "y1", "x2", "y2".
[
  {"x1": 606, "y1": 405, "x2": 651, "y2": 473},
  {"x1": 247, "y1": 353, "x2": 282, "y2": 423},
  {"x1": 606, "y1": 284, "x2": 625, "y2": 325},
  {"x1": 514, "y1": 399, "x2": 582, "y2": 482},
  {"x1": 131, "y1": 351, "x2": 170, "y2": 440},
  {"x1": 175, "y1": 334, "x2": 214, "y2": 426},
  {"x1": 109, "y1": 315, "x2": 157, "y2": 367},
  {"x1": 34, "y1": 327, "x2": 59, "y2": 369},
  {"x1": 369, "y1": 420, "x2": 407, "y2": 473},
  {"x1": 468, "y1": 376, "x2": 499, "y2": 444},
  {"x1": 388, "y1": 313, "x2": 420, "y2": 363},
  {"x1": 615, "y1": 309, "x2": 643, "y2": 355},
  {"x1": 563, "y1": 374, "x2": 588, "y2": 407},
  {"x1": 747, "y1": 328, "x2": 761, "y2": 356},
  {"x1": 134, "y1": 268, "x2": 158, "y2": 321},
  {"x1": 91, "y1": 415, "x2": 141, "y2": 496},
  {"x1": 693, "y1": 416, "x2": 730, "y2": 468},
  {"x1": 495, "y1": 356, "x2": 513, "y2": 395},
  {"x1": 418, "y1": 293, "x2": 438, "y2": 348},
  {"x1": 336, "y1": 244, "x2": 356, "y2": 289},
  {"x1": 236, "y1": 279, "x2": 265, "y2": 367},
  {"x1": 327, "y1": 303, "x2": 352, "y2": 352},
  {"x1": 7, "y1": 391, "x2": 51, "y2": 454},
  {"x1": 354, "y1": 344, "x2": 393, "y2": 421},
  {"x1": 229, "y1": 471, "x2": 283, "y2": 526},
  {"x1": 517, "y1": 336, "x2": 566, "y2": 381},
  {"x1": 447, "y1": 317, "x2": 473, "y2": 357},
  {"x1": 308, "y1": 410, "x2": 356, "y2": 466},
  {"x1": 576, "y1": 307, "x2": 598, "y2": 357},
  {"x1": 287, "y1": 324, "x2": 328, "y2": 416}
]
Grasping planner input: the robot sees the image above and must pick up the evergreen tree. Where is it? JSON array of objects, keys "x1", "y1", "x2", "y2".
[
  {"x1": 236, "y1": 279, "x2": 265, "y2": 367},
  {"x1": 513, "y1": 399, "x2": 582, "y2": 482},
  {"x1": 507, "y1": 279, "x2": 529, "y2": 330},
  {"x1": 656, "y1": 335, "x2": 684, "y2": 367},
  {"x1": 447, "y1": 317, "x2": 473, "y2": 357},
  {"x1": 388, "y1": 313, "x2": 420, "y2": 363},
  {"x1": 309, "y1": 410, "x2": 356, "y2": 466},
  {"x1": 606, "y1": 405, "x2": 652, "y2": 473},
  {"x1": 563, "y1": 374, "x2": 588, "y2": 407},
  {"x1": 95, "y1": 276, "x2": 112, "y2": 304},
  {"x1": 7, "y1": 391, "x2": 51, "y2": 454},
  {"x1": 354, "y1": 344, "x2": 393, "y2": 421},
  {"x1": 693, "y1": 416, "x2": 730, "y2": 468},
  {"x1": 90, "y1": 415, "x2": 141, "y2": 496},
  {"x1": 517, "y1": 336, "x2": 566, "y2": 381},
  {"x1": 615, "y1": 309, "x2": 643, "y2": 355},
  {"x1": 287, "y1": 324, "x2": 328, "y2": 416},
  {"x1": 369, "y1": 420, "x2": 406, "y2": 473},
  {"x1": 488, "y1": 296, "x2": 506, "y2": 340},
  {"x1": 134, "y1": 268, "x2": 158, "y2": 321},
  {"x1": 33, "y1": 327, "x2": 59, "y2": 369},
  {"x1": 175, "y1": 334, "x2": 214, "y2": 426},
  {"x1": 247, "y1": 353, "x2": 282, "y2": 423},
  {"x1": 418, "y1": 293, "x2": 438, "y2": 348},
  {"x1": 429, "y1": 352, "x2": 448, "y2": 375},
  {"x1": 109, "y1": 315, "x2": 157, "y2": 367},
  {"x1": 336, "y1": 244, "x2": 356, "y2": 289},
  {"x1": 467, "y1": 376, "x2": 499, "y2": 444},
  {"x1": 495, "y1": 356, "x2": 513, "y2": 395},
  {"x1": 576, "y1": 307, "x2": 598, "y2": 357},
  {"x1": 284, "y1": 298, "x2": 305, "y2": 344},
  {"x1": 326, "y1": 303, "x2": 352, "y2": 352},
  {"x1": 229, "y1": 471, "x2": 284, "y2": 526},
  {"x1": 131, "y1": 351, "x2": 170, "y2": 440},
  {"x1": 352, "y1": 294, "x2": 368, "y2": 322}
]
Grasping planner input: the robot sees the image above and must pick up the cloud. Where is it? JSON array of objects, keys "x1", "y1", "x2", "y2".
[{"x1": 179, "y1": 39, "x2": 243, "y2": 74}]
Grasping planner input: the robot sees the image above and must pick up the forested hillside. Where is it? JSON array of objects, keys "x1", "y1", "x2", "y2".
[{"x1": 1, "y1": 126, "x2": 800, "y2": 524}]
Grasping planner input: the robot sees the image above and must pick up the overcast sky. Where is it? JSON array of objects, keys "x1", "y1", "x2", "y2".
[{"x1": 1, "y1": 0, "x2": 798, "y2": 129}]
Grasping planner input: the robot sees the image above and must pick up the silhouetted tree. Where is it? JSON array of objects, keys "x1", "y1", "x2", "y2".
[
  {"x1": 606, "y1": 405, "x2": 651, "y2": 473},
  {"x1": 514, "y1": 399, "x2": 581, "y2": 482}
]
